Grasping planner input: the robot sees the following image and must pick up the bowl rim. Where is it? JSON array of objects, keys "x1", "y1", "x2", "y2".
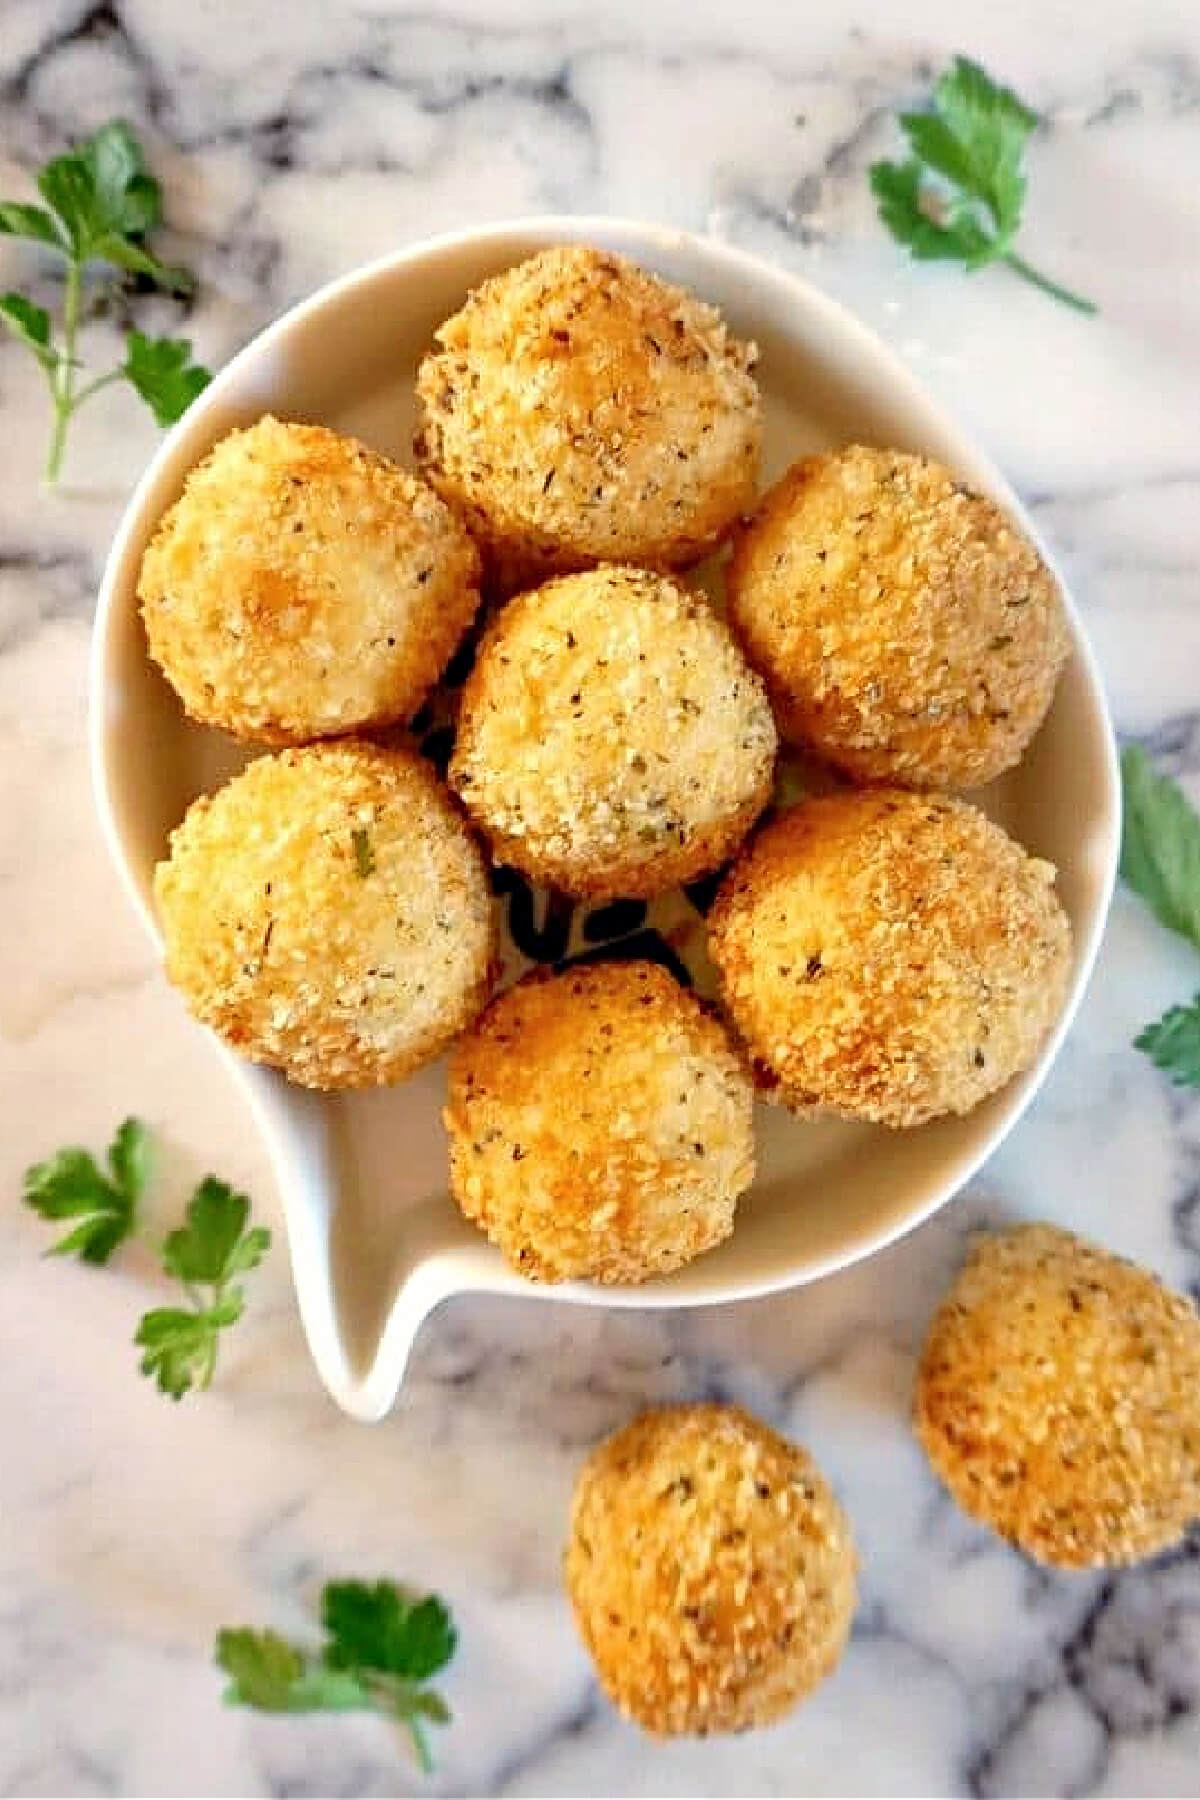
[{"x1": 89, "y1": 213, "x2": 1123, "y2": 1342}]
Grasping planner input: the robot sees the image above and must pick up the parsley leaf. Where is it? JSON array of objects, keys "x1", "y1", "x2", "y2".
[
  {"x1": 0, "y1": 293, "x2": 58, "y2": 371},
  {"x1": 160, "y1": 1178, "x2": 270, "y2": 1286},
  {"x1": 0, "y1": 118, "x2": 210, "y2": 481},
  {"x1": 871, "y1": 56, "x2": 1096, "y2": 313},
  {"x1": 22, "y1": 1116, "x2": 149, "y2": 1264},
  {"x1": 1121, "y1": 747, "x2": 1200, "y2": 1090},
  {"x1": 322, "y1": 1582, "x2": 457, "y2": 1683},
  {"x1": 139, "y1": 1179, "x2": 270, "y2": 1399},
  {"x1": 1135, "y1": 997, "x2": 1200, "y2": 1089},
  {"x1": 135, "y1": 1295, "x2": 243, "y2": 1400},
  {"x1": 216, "y1": 1582, "x2": 457, "y2": 1773},
  {"x1": 0, "y1": 200, "x2": 64, "y2": 247},
  {"x1": 217, "y1": 1630, "x2": 371, "y2": 1713},
  {"x1": 123, "y1": 330, "x2": 210, "y2": 426},
  {"x1": 1120, "y1": 745, "x2": 1200, "y2": 949}
]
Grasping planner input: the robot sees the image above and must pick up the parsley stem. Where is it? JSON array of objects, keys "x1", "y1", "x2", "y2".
[
  {"x1": 45, "y1": 254, "x2": 82, "y2": 483},
  {"x1": 72, "y1": 365, "x2": 125, "y2": 408},
  {"x1": 1001, "y1": 250, "x2": 1096, "y2": 315}
]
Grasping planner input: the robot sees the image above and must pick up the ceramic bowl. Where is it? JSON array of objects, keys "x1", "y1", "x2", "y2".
[{"x1": 90, "y1": 218, "x2": 1120, "y2": 1420}]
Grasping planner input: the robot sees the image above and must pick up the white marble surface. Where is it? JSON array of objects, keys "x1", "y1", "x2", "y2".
[{"x1": 1, "y1": 1, "x2": 1199, "y2": 1793}]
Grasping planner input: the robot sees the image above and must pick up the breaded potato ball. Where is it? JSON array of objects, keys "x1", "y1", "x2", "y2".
[
  {"x1": 414, "y1": 245, "x2": 761, "y2": 586},
  {"x1": 139, "y1": 416, "x2": 481, "y2": 744},
  {"x1": 727, "y1": 445, "x2": 1070, "y2": 789},
  {"x1": 916, "y1": 1225, "x2": 1200, "y2": 1568},
  {"x1": 708, "y1": 790, "x2": 1072, "y2": 1127},
  {"x1": 449, "y1": 565, "x2": 777, "y2": 900},
  {"x1": 155, "y1": 741, "x2": 495, "y2": 1089},
  {"x1": 565, "y1": 1404, "x2": 857, "y2": 1736},
  {"x1": 444, "y1": 962, "x2": 754, "y2": 1283}
]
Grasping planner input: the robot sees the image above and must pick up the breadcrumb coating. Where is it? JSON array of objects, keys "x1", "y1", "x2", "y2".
[
  {"x1": 708, "y1": 789, "x2": 1072, "y2": 1127},
  {"x1": 727, "y1": 445, "x2": 1070, "y2": 789},
  {"x1": 155, "y1": 741, "x2": 496, "y2": 1089},
  {"x1": 139, "y1": 416, "x2": 481, "y2": 743},
  {"x1": 915, "y1": 1225, "x2": 1200, "y2": 1568},
  {"x1": 444, "y1": 962, "x2": 754, "y2": 1283},
  {"x1": 565, "y1": 1404, "x2": 857, "y2": 1735},
  {"x1": 449, "y1": 565, "x2": 777, "y2": 899},
  {"x1": 414, "y1": 245, "x2": 761, "y2": 586}
]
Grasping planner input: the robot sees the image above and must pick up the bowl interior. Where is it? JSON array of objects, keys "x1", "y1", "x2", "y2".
[{"x1": 93, "y1": 219, "x2": 1120, "y2": 1353}]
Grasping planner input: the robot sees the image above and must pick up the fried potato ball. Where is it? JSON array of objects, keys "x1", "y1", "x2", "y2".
[
  {"x1": 708, "y1": 789, "x2": 1071, "y2": 1127},
  {"x1": 449, "y1": 565, "x2": 777, "y2": 900},
  {"x1": 414, "y1": 245, "x2": 761, "y2": 586},
  {"x1": 915, "y1": 1225, "x2": 1200, "y2": 1568},
  {"x1": 139, "y1": 416, "x2": 481, "y2": 744},
  {"x1": 444, "y1": 962, "x2": 754, "y2": 1283},
  {"x1": 727, "y1": 445, "x2": 1070, "y2": 789},
  {"x1": 155, "y1": 741, "x2": 496, "y2": 1089},
  {"x1": 565, "y1": 1404, "x2": 857, "y2": 1735}
]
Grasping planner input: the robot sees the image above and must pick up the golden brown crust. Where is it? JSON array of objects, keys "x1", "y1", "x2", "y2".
[
  {"x1": 707, "y1": 789, "x2": 1072, "y2": 1127},
  {"x1": 727, "y1": 445, "x2": 1070, "y2": 789},
  {"x1": 915, "y1": 1225, "x2": 1200, "y2": 1568},
  {"x1": 155, "y1": 741, "x2": 496, "y2": 1089},
  {"x1": 414, "y1": 246, "x2": 761, "y2": 586},
  {"x1": 449, "y1": 565, "x2": 777, "y2": 900},
  {"x1": 565, "y1": 1403, "x2": 857, "y2": 1735},
  {"x1": 444, "y1": 962, "x2": 754, "y2": 1283},
  {"x1": 139, "y1": 416, "x2": 481, "y2": 744}
]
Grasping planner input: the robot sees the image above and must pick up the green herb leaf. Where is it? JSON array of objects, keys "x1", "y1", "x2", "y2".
[
  {"x1": 108, "y1": 1115, "x2": 152, "y2": 1200},
  {"x1": 871, "y1": 55, "x2": 1095, "y2": 312},
  {"x1": 869, "y1": 160, "x2": 994, "y2": 264},
  {"x1": 0, "y1": 201, "x2": 65, "y2": 248},
  {"x1": 1135, "y1": 996, "x2": 1200, "y2": 1089},
  {"x1": 352, "y1": 826, "x2": 376, "y2": 879},
  {"x1": 135, "y1": 1292, "x2": 243, "y2": 1400},
  {"x1": 160, "y1": 1177, "x2": 268, "y2": 1286},
  {"x1": 37, "y1": 121, "x2": 161, "y2": 260},
  {"x1": 214, "y1": 1584, "x2": 457, "y2": 1770},
  {"x1": 1121, "y1": 745, "x2": 1200, "y2": 949},
  {"x1": 322, "y1": 1582, "x2": 457, "y2": 1682},
  {"x1": 0, "y1": 292, "x2": 57, "y2": 370},
  {"x1": 22, "y1": 1116, "x2": 148, "y2": 1264},
  {"x1": 216, "y1": 1630, "x2": 372, "y2": 1714},
  {"x1": 123, "y1": 330, "x2": 210, "y2": 426}
]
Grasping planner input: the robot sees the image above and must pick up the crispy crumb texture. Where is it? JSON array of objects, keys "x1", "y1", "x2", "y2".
[
  {"x1": 915, "y1": 1224, "x2": 1200, "y2": 1568},
  {"x1": 155, "y1": 741, "x2": 496, "y2": 1089},
  {"x1": 565, "y1": 1403, "x2": 857, "y2": 1735},
  {"x1": 139, "y1": 415, "x2": 481, "y2": 743},
  {"x1": 727, "y1": 445, "x2": 1069, "y2": 789},
  {"x1": 414, "y1": 245, "x2": 761, "y2": 585},
  {"x1": 708, "y1": 789, "x2": 1072, "y2": 1127},
  {"x1": 445, "y1": 962, "x2": 754, "y2": 1283},
  {"x1": 450, "y1": 564, "x2": 777, "y2": 899}
]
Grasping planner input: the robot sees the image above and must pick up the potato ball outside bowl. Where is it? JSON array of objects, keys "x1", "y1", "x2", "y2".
[
  {"x1": 91, "y1": 219, "x2": 1119, "y2": 1420},
  {"x1": 565, "y1": 1403, "x2": 857, "y2": 1735},
  {"x1": 916, "y1": 1225, "x2": 1200, "y2": 1568}
]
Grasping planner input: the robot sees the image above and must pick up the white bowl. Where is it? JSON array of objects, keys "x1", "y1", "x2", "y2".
[{"x1": 90, "y1": 218, "x2": 1120, "y2": 1420}]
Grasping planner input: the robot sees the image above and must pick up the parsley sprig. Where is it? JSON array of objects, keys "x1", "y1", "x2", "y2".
[
  {"x1": 217, "y1": 1581, "x2": 457, "y2": 1773},
  {"x1": 870, "y1": 56, "x2": 1096, "y2": 315},
  {"x1": 1121, "y1": 745, "x2": 1200, "y2": 1088},
  {"x1": 0, "y1": 119, "x2": 210, "y2": 482},
  {"x1": 22, "y1": 1119, "x2": 270, "y2": 1398}
]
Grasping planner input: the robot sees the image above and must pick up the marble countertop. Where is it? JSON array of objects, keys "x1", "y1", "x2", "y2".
[{"x1": 2, "y1": 1, "x2": 1200, "y2": 1793}]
